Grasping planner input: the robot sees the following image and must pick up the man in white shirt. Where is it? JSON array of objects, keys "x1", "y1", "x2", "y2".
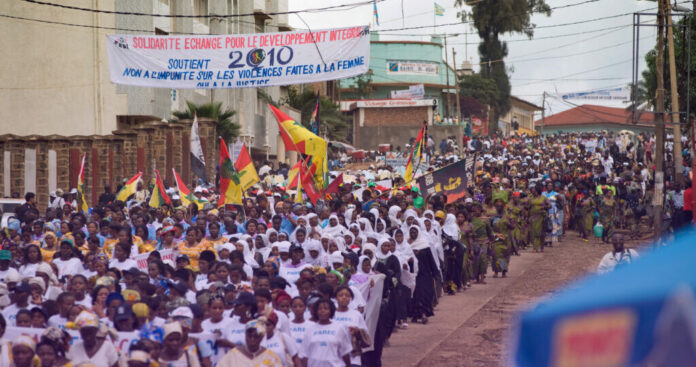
[{"x1": 597, "y1": 234, "x2": 639, "y2": 274}]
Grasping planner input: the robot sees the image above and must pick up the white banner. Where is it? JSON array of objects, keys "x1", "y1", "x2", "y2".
[
  {"x1": 4, "y1": 326, "x2": 215, "y2": 356},
  {"x1": 107, "y1": 26, "x2": 370, "y2": 89},
  {"x1": 135, "y1": 249, "x2": 177, "y2": 271},
  {"x1": 390, "y1": 84, "x2": 425, "y2": 99},
  {"x1": 561, "y1": 87, "x2": 630, "y2": 101}
]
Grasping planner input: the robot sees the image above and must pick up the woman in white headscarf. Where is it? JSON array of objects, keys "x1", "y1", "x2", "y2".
[
  {"x1": 323, "y1": 214, "x2": 347, "y2": 238},
  {"x1": 237, "y1": 238, "x2": 260, "y2": 269},
  {"x1": 304, "y1": 239, "x2": 328, "y2": 268},
  {"x1": 420, "y1": 217, "x2": 444, "y2": 276},
  {"x1": 344, "y1": 208, "x2": 355, "y2": 226},
  {"x1": 392, "y1": 228, "x2": 416, "y2": 329},
  {"x1": 407, "y1": 225, "x2": 438, "y2": 324},
  {"x1": 400, "y1": 209, "x2": 419, "y2": 234},
  {"x1": 442, "y1": 213, "x2": 465, "y2": 292},
  {"x1": 358, "y1": 218, "x2": 374, "y2": 236},
  {"x1": 388, "y1": 205, "x2": 402, "y2": 228}
]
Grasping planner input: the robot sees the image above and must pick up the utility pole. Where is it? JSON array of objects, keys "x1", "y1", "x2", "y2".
[
  {"x1": 444, "y1": 35, "x2": 452, "y2": 119},
  {"x1": 653, "y1": 0, "x2": 667, "y2": 238},
  {"x1": 665, "y1": 1, "x2": 684, "y2": 186},
  {"x1": 541, "y1": 92, "x2": 546, "y2": 136},
  {"x1": 453, "y1": 48, "x2": 461, "y2": 123}
]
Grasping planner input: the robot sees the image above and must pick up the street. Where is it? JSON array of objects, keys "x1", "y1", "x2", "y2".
[{"x1": 382, "y1": 231, "x2": 648, "y2": 367}]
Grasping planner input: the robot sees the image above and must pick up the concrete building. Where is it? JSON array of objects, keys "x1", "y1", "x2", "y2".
[
  {"x1": 0, "y1": 0, "x2": 289, "y2": 156},
  {"x1": 534, "y1": 105, "x2": 655, "y2": 135},
  {"x1": 499, "y1": 96, "x2": 543, "y2": 136},
  {"x1": 336, "y1": 33, "x2": 460, "y2": 150}
]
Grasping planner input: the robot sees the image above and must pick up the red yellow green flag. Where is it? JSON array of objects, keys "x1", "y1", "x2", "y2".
[
  {"x1": 77, "y1": 153, "x2": 89, "y2": 213},
  {"x1": 269, "y1": 104, "x2": 327, "y2": 157},
  {"x1": 404, "y1": 124, "x2": 426, "y2": 183},
  {"x1": 234, "y1": 144, "x2": 260, "y2": 192},
  {"x1": 287, "y1": 161, "x2": 302, "y2": 189},
  {"x1": 149, "y1": 170, "x2": 171, "y2": 208},
  {"x1": 115, "y1": 172, "x2": 142, "y2": 202},
  {"x1": 218, "y1": 137, "x2": 243, "y2": 207},
  {"x1": 172, "y1": 169, "x2": 197, "y2": 208}
]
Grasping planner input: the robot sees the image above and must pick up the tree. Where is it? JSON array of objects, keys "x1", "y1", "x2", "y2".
[
  {"x1": 455, "y1": 0, "x2": 551, "y2": 135},
  {"x1": 354, "y1": 69, "x2": 374, "y2": 99},
  {"x1": 283, "y1": 86, "x2": 350, "y2": 141},
  {"x1": 641, "y1": 16, "x2": 696, "y2": 124},
  {"x1": 172, "y1": 101, "x2": 240, "y2": 142},
  {"x1": 459, "y1": 73, "x2": 500, "y2": 109}
]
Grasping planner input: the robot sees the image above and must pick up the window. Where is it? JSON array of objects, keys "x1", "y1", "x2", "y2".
[
  {"x1": 255, "y1": 15, "x2": 265, "y2": 33},
  {"x1": 155, "y1": 28, "x2": 168, "y2": 35}
]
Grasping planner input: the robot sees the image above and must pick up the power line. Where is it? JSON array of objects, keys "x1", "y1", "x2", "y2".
[
  {"x1": 377, "y1": 2, "x2": 649, "y2": 33},
  {"x1": 21, "y1": 0, "x2": 385, "y2": 18}
]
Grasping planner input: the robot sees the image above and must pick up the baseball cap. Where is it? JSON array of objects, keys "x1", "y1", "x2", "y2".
[
  {"x1": 0, "y1": 250, "x2": 11, "y2": 261},
  {"x1": 114, "y1": 305, "x2": 134, "y2": 322},
  {"x1": 170, "y1": 306, "x2": 193, "y2": 320}
]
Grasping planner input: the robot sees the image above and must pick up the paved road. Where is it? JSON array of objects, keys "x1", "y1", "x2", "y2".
[{"x1": 381, "y1": 232, "x2": 647, "y2": 367}]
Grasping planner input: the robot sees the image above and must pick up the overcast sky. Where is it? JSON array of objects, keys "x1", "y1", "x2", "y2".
[{"x1": 289, "y1": 0, "x2": 691, "y2": 119}]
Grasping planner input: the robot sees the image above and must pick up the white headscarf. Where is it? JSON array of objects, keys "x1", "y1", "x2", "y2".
[
  {"x1": 375, "y1": 239, "x2": 392, "y2": 261},
  {"x1": 323, "y1": 214, "x2": 346, "y2": 237},
  {"x1": 407, "y1": 225, "x2": 429, "y2": 251},
  {"x1": 304, "y1": 239, "x2": 327, "y2": 268},
  {"x1": 442, "y1": 214, "x2": 459, "y2": 238},
  {"x1": 388, "y1": 205, "x2": 402, "y2": 227}
]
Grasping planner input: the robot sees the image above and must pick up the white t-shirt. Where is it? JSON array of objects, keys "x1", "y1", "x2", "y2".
[
  {"x1": 201, "y1": 317, "x2": 234, "y2": 365},
  {"x1": 299, "y1": 321, "x2": 352, "y2": 367},
  {"x1": 109, "y1": 258, "x2": 138, "y2": 272},
  {"x1": 597, "y1": 249, "x2": 639, "y2": 274},
  {"x1": 333, "y1": 309, "x2": 368, "y2": 365},
  {"x1": 47, "y1": 314, "x2": 68, "y2": 328},
  {"x1": 67, "y1": 340, "x2": 119, "y2": 367},
  {"x1": 52, "y1": 258, "x2": 82, "y2": 278},
  {"x1": 289, "y1": 320, "x2": 313, "y2": 348},
  {"x1": 74, "y1": 294, "x2": 93, "y2": 308},
  {"x1": 262, "y1": 331, "x2": 298, "y2": 367},
  {"x1": 18, "y1": 263, "x2": 39, "y2": 278},
  {"x1": 2, "y1": 304, "x2": 28, "y2": 326},
  {"x1": 222, "y1": 317, "x2": 247, "y2": 347}
]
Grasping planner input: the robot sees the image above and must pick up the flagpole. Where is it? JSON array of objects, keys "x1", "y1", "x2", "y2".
[
  {"x1": 413, "y1": 121, "x2": 428, "y2": 183},
  {"x1": 277, "y1": 119, "x2": 324, "y2": 195}
]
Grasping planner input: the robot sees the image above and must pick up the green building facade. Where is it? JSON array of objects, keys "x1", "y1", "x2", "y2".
[{"x1": 341, "y1": 33, "x2": 458, "y2": 117}]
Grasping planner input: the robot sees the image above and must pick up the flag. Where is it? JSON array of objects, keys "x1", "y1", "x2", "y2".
[
  {"x1": 310, "y1": 96, "x2": 320, "y2": 135},
  {"x1": 288, "y1": 161, "x2": 302, "y2": 189},
  {"x1": 434, "y1": 2, "x2": 445, "y2": 16},
  {"x1": 77, "y1": 153, "x2": 89, "y2": 213},
  {"x1": 295, "y1": 179, "x2": 304, "y2": 204},
  {"x1": 325, "y1": 173, "x2": 344, "y2": 196},
  {"x1": 373, "y1": 0, "x2": 380, "y2": 26},
  {"x1": 190, "y1": 113, "x2": 208, "y2": 183},
  {"x1": 307, "y1": 154, "x2": 328, "y2": 191},
  {"x1": 234, "y1": 144, "x2": 260, "y2": 192},
  {"x1": 172, "y1": 169, "x2": 196, "y2": 208},
  {"x1": 149, "y1": 170, "x2": 171, "y2": 208},
  {"x1": 404, "y1": 124, "x2": 426, "y2": 183},
  {"x1": 299, "y1": 163, "x2": 321, "y2": 205},
  {"x1": 116, "y1": 172, "x2": 142, "y2": 202},
  {"x1": 269, "y1": 104, "x2": 327, "y2": 157},
  {"x1": 218, "y1": 138, "x2": 243, "y2": 207}
]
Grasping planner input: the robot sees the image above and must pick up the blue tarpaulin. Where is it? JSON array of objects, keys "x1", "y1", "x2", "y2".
[{"x1": 510, "y1": 229, "x2": 696, "y2": 367}]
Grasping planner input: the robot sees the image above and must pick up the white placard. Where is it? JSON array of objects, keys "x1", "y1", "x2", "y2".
[
  {"x1": 386, "y1": 61, "x2": 438, "y2": 76},
  {"x1": 107, "y1": 26, "x2": 370, "y2": 89}
]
